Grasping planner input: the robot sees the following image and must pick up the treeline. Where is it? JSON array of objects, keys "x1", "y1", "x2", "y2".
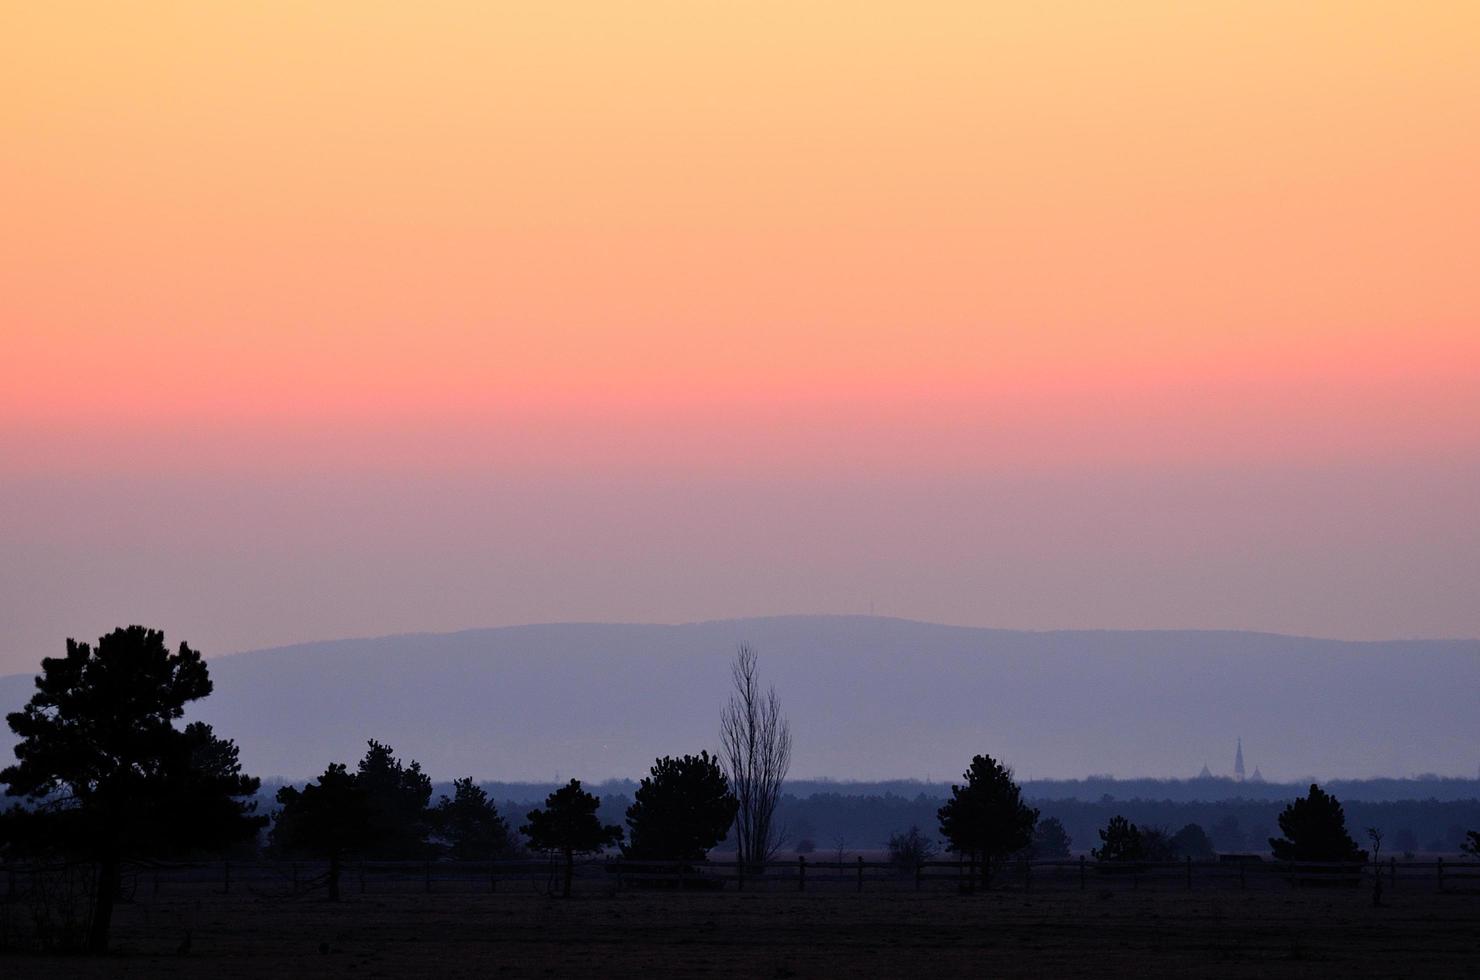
[
  {"x1": 5, "y1": 625, "x2": 1480, "y2": 955},
  {"x1": 261, "y1": 740, "x2": 740, "y2": 900},
  {"x1": 422, "y1": 776, "x2": 1480, "y2": 806},
  {"x1": 768, "y1": 793, "x2": 1480, "y2": 857},
  {"x1": 1015, "y1": 776, "x2": 1480, "y2": 804},
  {"x1": 1021, "y1": 798, "x2": 1480, "y2": 858},
  {"x1": 0, "y1": 629, "x2": 791, "y2": 949},
  {"x1": 278, "y1": 786, "x2": 1464, "y2": 858},
  {"x1": 256, "y1": 758, "x2": 1480, "y2": 870}
]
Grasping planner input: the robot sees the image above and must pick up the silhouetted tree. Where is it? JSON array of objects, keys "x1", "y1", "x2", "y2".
[
  {"x1": 1210, "y1": 813, "x2": 1246, "y2": 852},
  {"x1": 719, "y1": 645, "x2": 791, "y2": 869},
  {"x1": 1459, "y1": 830, "x2": 1479, "y2": 857},
  {"x1": 623, "y1": 752, "x2": 738, "y2": 861},
  {"x1": 1140, "y1": 825, "x2": 1177, "y2": 861},
  {"x1": 270, "y1": 763, "x2": 375, "y2": 900},
  {"x1": 433, "y1": 778, "x2": 513, "y2": 861},
  {"x1": 355, "y1": 740, "x2": 433, "y2": 857},
  {"x1": 1093, "y1": 815, "x2": 1144, "y2": 862},
  {"x1": 887, "y1": 825, "x2": 939, "y2": 873},
  {"x1": 791, "y1": 815, "x2": 817, "y2": 855},
  {"x1": 1170, "y1": 823, "x2": 1215, "y2": 860},
  {"x1": 1268, "y1": 784, "x2": 1366, "y2": 863},
  {"x1": 937, "y1": 754, "x2": 1038, "y2": 887},
  {"x1": 1, "y1": 627, "x2": 264, "y2": 951},
  {"x1": 521, "y1": 779, "x2": 623, "y2": 897},
  {"x1": 1367, "y1": 827, "x2": 1384, "y2": 906},
  {"x1": 1030, "y1": 816, "x2": 1072, "y2": 859}
]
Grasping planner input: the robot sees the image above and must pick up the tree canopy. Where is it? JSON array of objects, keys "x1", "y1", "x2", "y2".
[
  {"x1": 1, "y1": 626, "x2": 264, "y2": 951},
  {"x1": 270, "y1": 740, "x2": 435, "y2": 897},
  {"x1": 270, "y1": 763, "x2": 374, "y2": 899},
  {"x1": 886, "y1": 825, "x2": 939, "y2": 871},
  {"x1": 356, "y1": 739, "x2": 434, "y2": 858},
  {"x1": 936, "y1": 754, "x2": 1038, "y2": 886},
  {"x1": 1268, "y1": 784, "x2": 1367, "y2": 863},
  {"x1": 433, "y1": 777, "x2": 513, "y2": 861},
  {"x1": 1031, "y1": 816, "x2": 1073, "y2": 859},
  {"x1": 1139, "y1": 825, "x2": 1177, "y2": 862},
  {"x1": 522, "y1": 779, "x2": 622, "y2": 897},
  {"x1": 1170, "y1": 822, "x2": 1216, "y2": 860},
  {"x1": 623, "y1": 752, "x2": 738, "y2": 861},
  {"x1": 1093, "y1": 815, "x2": 1144, "y2": 862}
]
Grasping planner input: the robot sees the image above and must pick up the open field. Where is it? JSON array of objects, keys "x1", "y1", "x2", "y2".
[{"x1": 3, "y1": 875, "x2": 1478, "y2": 978}]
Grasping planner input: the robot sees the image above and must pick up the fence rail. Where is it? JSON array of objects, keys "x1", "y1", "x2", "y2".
[{"x1": 5, "y1": 856, "x2": 1478, "y2": 901}]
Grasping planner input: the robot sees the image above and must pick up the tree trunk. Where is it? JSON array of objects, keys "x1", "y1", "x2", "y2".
[
  {"x1": 89, "y1": 856, "x2": 120, "y2": 954},
  {"x1": 563, "y1": 848, "x2": 574, "y2": 898},
  {"x1": 328, "y1": 852, "x2": 341, "y2": 901}
]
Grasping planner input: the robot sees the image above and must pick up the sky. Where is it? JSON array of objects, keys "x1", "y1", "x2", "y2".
[{"x1": 2, "y1": 2, "x2": 1478, "y2": 675}]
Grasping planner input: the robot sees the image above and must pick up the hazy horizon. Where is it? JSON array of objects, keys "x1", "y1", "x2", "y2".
[
  {"x1": 9, "y1": 617, "x2": 1472, "y2": 784},
  {"x1": 184, "y1": 614, "x2": 1480, "y2": 659},
  {"x1": 7, "y1": 610, "x2": 1479, "y2": 700},
  {"x1": 6, "y1": 609, "x2": 1480, "y2": 680}
]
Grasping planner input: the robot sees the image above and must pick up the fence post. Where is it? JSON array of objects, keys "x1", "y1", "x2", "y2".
[
  {"x1": 798, "y1": 855, "x2": 806, "y2": 892},
  {"x1": 1389, "y1": 856, "x2": 1396, "y2": 891},
  {"x1": 1079, "y1": 855, "x2": 1086, "y2": 890},
  {"x1": 1186, "y1": 856, "x2": 1192, "y2": 891},
  {"x1": 857, "y1": 856, "x2": 864, "y2": 893},
  {"x1": 1437, "y1": 856, "x2": 1443, "y2": 893},
  {"x1": 915, "y1": 860, "x2": 923, "y2": 892}
]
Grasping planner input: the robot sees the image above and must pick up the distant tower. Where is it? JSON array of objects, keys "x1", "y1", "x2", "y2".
[
  {"x1": 1197, "y1": 764, "x2": 1213, "y2": 780},
  {"x1": 1249, "y1": 766, "x2": 1265, "y2": 784},
  {"x1": 1234, "y1": 737, "x2": 1246, "y2": 782}
]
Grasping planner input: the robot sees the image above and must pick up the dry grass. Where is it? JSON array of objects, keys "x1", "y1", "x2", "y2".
[{"x1": 2, "y1": 879, "x2": 1477, "y2": 978}]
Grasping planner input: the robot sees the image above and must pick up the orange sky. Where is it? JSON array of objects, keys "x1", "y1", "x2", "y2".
[{"x1": 1, "y1": 2, "x2": 1478, "y2": 663}]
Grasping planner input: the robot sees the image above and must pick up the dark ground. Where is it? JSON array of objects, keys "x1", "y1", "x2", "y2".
[{"x1": 3, "y1": 881, "x2": 1479, "y2": 979}]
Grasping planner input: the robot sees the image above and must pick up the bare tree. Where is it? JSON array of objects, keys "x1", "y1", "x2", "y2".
[{"x1": 719, "y1": 645, "x2": 791, "y2": 870}]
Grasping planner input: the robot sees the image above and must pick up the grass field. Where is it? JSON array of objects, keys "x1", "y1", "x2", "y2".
[{"x1": 3, "y1": 878, "x2": 1478, "y2": 979}]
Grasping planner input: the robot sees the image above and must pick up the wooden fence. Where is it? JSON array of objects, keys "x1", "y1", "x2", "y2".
[{"x1": 5, "y1": 855, "x2": 1478, "y2": 900}]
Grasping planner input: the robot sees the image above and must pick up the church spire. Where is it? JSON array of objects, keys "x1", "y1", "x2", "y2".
[{"x1": 1234, "y1": 737, "x2": 1246, "y2": 782}]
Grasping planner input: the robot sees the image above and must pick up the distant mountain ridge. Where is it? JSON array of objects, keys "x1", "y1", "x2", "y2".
[{"x1": 2, "y1": 616, "x2": 1476, "y2": 783}]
